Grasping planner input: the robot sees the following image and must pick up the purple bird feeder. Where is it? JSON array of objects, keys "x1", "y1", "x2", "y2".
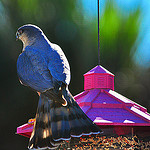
[
  {"x1": 17, "y1": 65, "x2": 150, "y2": 137},
  {"x1": 74, "y1": 65, "x2": 150, "y2": 137}
]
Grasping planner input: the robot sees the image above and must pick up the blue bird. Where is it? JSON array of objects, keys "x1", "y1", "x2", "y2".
[{"x1": 16, "y1": 24, "x2": 102, "y2": 149}]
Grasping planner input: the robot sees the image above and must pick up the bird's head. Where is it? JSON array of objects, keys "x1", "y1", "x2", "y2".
[{"x1": 16, "y1": 24, "x2": 43, "y2": 46}]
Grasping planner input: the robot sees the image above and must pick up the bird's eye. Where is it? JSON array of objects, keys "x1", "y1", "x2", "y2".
[{"x1": 16, "y1": 29, "x2": 24, "y2": 40}]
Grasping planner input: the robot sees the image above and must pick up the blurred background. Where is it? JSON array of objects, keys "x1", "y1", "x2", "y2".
[{"x1": 0, "y1": 0, "x2": 150, "y2": 149}]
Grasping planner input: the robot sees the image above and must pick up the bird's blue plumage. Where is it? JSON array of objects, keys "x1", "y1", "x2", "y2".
[
  {"x1": 16, "y1": 24, "x2": 101, "y2": 149},
  {"x1": 17, "y1": 48, "x2": 53, "y2": 91},
  {"x1": 17, "y1": 35, "x2": 70, "y2": 92}
]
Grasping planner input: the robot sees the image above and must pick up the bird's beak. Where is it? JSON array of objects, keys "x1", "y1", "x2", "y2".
[{"x1": 16, "y1": 31, "x2": 20, "y2": 41}]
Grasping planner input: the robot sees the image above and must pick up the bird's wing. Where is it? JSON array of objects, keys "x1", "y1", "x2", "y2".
[
  {"x1": 17, "y1": 47, "x2": 53, "y2": 92},
  {"x1": 48, "y1": 43, "x2": 71, "y2": 86}
]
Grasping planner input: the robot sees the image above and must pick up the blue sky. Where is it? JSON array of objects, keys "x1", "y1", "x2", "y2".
[{"x1": 81, "y1": 0, "x2": 150, "y2": 68}]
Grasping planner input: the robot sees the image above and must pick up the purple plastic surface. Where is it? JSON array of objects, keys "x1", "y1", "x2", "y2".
[
  {"x1": 17, "y1": 65, "x2": 150, "y2": 138},
  {"x1": 75, "y1": 65, "x2": 150, "y2": 126}
]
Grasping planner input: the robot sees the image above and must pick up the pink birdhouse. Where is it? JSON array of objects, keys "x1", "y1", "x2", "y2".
[
  {"x1": 75, "y1": 65, "x2": 150, "y2": 136},
  {"x1": 17, "y1": 65, "x2": 150, "y2": 137}
]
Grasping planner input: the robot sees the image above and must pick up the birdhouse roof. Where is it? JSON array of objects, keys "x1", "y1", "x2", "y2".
[
  {"x1": 17, "y1": 66, "x2": 150, "y2": 138},
  {"x1": 75, "y1": 66, "x2": 150, "y2": 126},
  {"x1": 75, "y1": 88, "x2": 150, "y2": 126},
  {"x1": 84, "y1": 65, "x2": 114, "y2": 76}
]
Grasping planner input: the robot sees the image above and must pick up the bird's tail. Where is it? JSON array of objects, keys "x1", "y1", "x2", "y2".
[{"x1": 28, "y1": 87, "x2": 102, "y2": 149}]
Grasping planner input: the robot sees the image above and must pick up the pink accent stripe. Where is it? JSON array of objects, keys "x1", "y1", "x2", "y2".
[
  {"x1": 17, "y1": 123, "x2": 33, "y2": 134},
  {"x1": 95, "y1": 122, "x2": 150, "y2": 126},
  {"x1": 74, "y1": 90, "x2": 89, "y2": 101}
]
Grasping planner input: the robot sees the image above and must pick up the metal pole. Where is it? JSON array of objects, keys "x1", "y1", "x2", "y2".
[{"x1": 98, "y1": 0, "x2": 100, "y2": 65}]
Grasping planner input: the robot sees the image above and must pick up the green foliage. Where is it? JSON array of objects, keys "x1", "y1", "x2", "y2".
[{"x1": 100, "y1": 0, "x2": 141, "y2": 71}]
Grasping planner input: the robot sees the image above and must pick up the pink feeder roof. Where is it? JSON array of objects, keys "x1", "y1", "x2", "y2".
[
  {"x1": 17, "y1": 122, "x2": 33, "y2": 138},
  {"x1": 84, "y1": 65, "x2": 114, "y2": 76},
  {"x1": 75, "y1": 65, "x2": 150, "y2": 126},
  {"x1": 17, "y1": 65, "x2": 150, "y2": 137}
]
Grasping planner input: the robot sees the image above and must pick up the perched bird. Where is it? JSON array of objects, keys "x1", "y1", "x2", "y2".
[{"x1": 16, "y1": 24, "x2": 102, "y2": 149}]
